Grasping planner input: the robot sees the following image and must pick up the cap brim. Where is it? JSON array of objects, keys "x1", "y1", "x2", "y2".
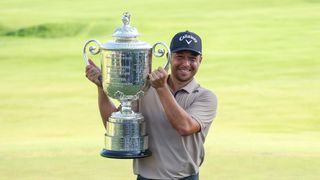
[{"x1": 171, "y1": 48, "x2": 202, "y2": 55}]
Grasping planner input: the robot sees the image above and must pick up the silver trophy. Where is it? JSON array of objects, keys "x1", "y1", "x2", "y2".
[{"x1": 83, "y1": 12, "x2": 170, "y2": 159}]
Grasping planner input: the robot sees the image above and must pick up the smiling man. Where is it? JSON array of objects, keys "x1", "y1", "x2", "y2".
[{"x1": 86, "y1": 31, "x2": 218, "y2": 180}]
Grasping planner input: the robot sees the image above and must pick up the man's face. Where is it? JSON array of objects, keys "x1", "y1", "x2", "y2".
[{"x1": 170, "y1": 51, "x2": 202, "y2": 83}]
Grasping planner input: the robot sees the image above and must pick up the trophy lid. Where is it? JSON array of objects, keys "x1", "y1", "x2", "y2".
[
  {"x1": 112, "y1": 12, "x2": 140, "y2": 39},
  {"x1": 101, "y1": 12, "x2": 151, "y2": 50}
]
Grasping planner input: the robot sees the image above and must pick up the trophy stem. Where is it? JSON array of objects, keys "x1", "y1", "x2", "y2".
[{"x1": 120, "y1": 99, "x2": 134, "y2": 115}]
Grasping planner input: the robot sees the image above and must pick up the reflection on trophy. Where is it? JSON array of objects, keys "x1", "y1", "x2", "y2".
[{"x1": 83, "y1": 12, "x2": 170, "y2": 159}]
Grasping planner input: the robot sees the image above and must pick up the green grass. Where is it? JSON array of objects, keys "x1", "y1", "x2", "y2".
[
  {"x1": 1, "y1": 0, "x2": 320, "y2": 179},
  {"x1": 4, "y1": 23, "x2": 86, "y2": 38}
]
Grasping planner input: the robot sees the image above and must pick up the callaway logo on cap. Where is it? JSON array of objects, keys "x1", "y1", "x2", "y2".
[{"x1": 170, "y1": 31, "x2": 202, "y2": 55}]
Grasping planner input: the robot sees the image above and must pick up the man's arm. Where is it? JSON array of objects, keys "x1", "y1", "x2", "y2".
[
  {"x1": 97, "y1": 86, "x2": 118, "y2": 128},
  {"x1": 149, "y1": 67, "x2": 200, "y2": 136},
  {"x1": 86, "y1": 59, "x2": 118, "y2": 128},
  {"x1": 156, "y1": 86, "x2": 200, "y2": 136}
]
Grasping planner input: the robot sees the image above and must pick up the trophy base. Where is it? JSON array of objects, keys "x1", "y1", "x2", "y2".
[{"x1": 100, "y1": 149, "x2": 152, "y2": 159}]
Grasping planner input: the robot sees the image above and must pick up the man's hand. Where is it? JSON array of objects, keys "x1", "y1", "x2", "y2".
[
  {"x1": 148, "y1": 67, "x2": 168, "y2": 89},
  {"x1": 85, "y1": 59, "x2": 102, "y2": 87}
]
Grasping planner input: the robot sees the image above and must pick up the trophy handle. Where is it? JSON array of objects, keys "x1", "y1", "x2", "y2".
[
  {"x1": 83, "y1": 39, "x2": 103, "y2": 66},
  {"x1": 152, "y1": 42, "x2": 171, "y2": 72}
]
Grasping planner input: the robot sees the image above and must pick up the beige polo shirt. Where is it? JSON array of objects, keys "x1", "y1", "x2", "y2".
[{"x1": 133, "y1": 78, "x2": 217, "y2": 179}]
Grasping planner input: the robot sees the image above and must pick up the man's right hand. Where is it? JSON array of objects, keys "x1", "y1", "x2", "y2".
[{"x1": 85, "y1": 59, "x2": 102, "y2": 87}]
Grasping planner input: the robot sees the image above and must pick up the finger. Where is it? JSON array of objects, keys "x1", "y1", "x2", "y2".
[
  {"x1": 156, "y1": 67, "x2": 167, "y2": 76},
  {"x1": 88, "y1": 74, "x2": 99, "y2": 83},
  {"x1": 93, "y1": 72, "x2": 101, "y2": 80},
  {"x1": 86, "y1": 65, "x2": 96, "y2": 73},
  {"x1": 148, "y1": 73, "x2": 157, "y2": 81},
  {"x1": 150, "y1": 72, "x2": 159, "y2": 80},
  {"x1": 87, "y1": 73, "x2": 101, "y2": 86},
  {"x1": 158, "y1": 67, "x2": 167, "y2": 74},
  {"x1": 154, "y1": 70, "x2": 163, "y2": 79},
  {"x1": 85, "y1": 69, "x2": 92, "y2": 77},
  {"x1": 88, "y1": 59, "x2": 97, "y2": 67},
  {"x1": 87, "y1": 73, "x2": 93, "y2": 80},
  {"x1": 87, "y1": 70, "x2": 96, "y2": 78},
  {"x1": 89, "y1": 68, "x2": 98, "y2": 75},
  {"x1": 87, "y1": 70, "x2": 94, "y2": 76}
]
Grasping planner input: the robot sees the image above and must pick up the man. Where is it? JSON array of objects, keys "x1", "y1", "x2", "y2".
[{"x1": 86, "y1": 31, "x2": 217, "y2": 180}]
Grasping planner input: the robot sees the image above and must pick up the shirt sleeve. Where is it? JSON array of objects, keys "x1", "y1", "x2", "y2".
[{"x1": 186, "y1": 89, "x2": 218, "y2": 138}]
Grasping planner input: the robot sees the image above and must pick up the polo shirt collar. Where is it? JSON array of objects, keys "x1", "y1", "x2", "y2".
[
  {"x1": 181, "y1": 78, "x2": 199, "y2": 93},
  {"x1": 168, "y1": 75, "x2": 199, "y2": 94}
]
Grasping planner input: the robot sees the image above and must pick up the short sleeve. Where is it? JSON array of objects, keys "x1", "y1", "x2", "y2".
[{"x1": 186, "y1": 89, "x2": 217, "y2": 138}]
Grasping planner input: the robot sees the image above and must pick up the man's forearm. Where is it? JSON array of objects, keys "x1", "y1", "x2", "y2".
[
  {"x1": 155, "y1": 86, "x2": 200, "y2": 136},
  {"x1": 97, "y1": 87, "x2": 118, "y2": 128}
]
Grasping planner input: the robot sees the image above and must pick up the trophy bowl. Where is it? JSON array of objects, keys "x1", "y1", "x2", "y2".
[{"x1": 83, "y1": 12, "x2": 170, "y2": 159}]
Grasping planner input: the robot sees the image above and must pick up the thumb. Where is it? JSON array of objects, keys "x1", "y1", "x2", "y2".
[
  {"x1": 88, "y1": 59, "x2": 98, "y2": 68},
  {"x1": 158, "y1": 67, "x2": 167, "y2": 74}
]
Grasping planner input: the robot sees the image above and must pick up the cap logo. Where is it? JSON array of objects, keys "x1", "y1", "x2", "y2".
[
  {"x1": 179, "y1": 34, "x2": 198, "y2": 45},
  {"x1": 185, "y1": 39, "x2": 192, "y2": 44}
]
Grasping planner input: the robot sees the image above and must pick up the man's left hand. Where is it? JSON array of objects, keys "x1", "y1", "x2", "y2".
[{"x1": 148, "y1": 67, "x2": 168, "y2": 89}]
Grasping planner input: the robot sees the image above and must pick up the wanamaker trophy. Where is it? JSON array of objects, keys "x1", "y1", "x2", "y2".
[{"x1": 83, "y1": 12, "x2": 171, "y2": 159}]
